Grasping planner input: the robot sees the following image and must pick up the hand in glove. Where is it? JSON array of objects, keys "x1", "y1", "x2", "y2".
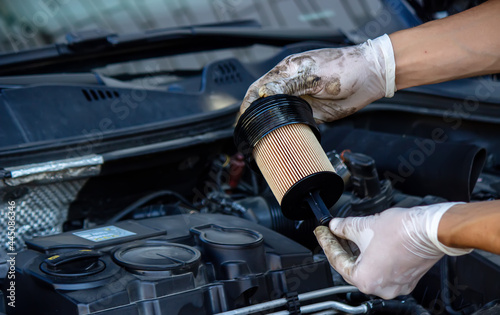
[
  {"x1": 314, "y1": 203, "x2": 472, "y2": 299},
  {"x1": 239, "y1": 34, "x2": 396, "y2": 123}
]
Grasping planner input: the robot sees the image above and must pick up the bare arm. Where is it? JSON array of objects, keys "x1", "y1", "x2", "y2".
[
  {"x1": 391, "y1": 0, "x2": 500, "y2": 90},
  {"x1": 439, "y1": 201, "x2": 500, "y2": 254}
]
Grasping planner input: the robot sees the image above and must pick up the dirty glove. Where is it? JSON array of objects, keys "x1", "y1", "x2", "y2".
[
  {"x1": 240, "y1": 34, "x2": 396, "y2": 123},
  {"x1": 314, "y1": 203, "x2": 472, "y2": 299}
]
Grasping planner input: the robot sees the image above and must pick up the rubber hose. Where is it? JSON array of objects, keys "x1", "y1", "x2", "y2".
[
  {"x1": 366, "y1": 299, "x2": 430, "y2": 315},
  {"x1": 322, "y1": 127, "x2": 486, "y2": 202}
]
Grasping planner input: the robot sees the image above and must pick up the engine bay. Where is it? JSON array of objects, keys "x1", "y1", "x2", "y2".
[
  {"x1": 2, "y1": 112, "x2": 500, "y2": 314},
  {"x1": 1, "y1": 40, "x2": 500, "y2": 314}
]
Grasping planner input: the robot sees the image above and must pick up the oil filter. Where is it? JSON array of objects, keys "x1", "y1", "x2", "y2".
[{"x1": 234, "y1": 94, "x2": 344, "y2": 224}]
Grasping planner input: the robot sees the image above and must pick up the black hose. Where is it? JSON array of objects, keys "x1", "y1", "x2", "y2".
[
  {"x1": 108, "y1": 190, "x2": 196, "y2": 223},
  {"x1": 366, "y1": 298, "x2": 430, "y2": 314},
  {"x1": 440, "y1": 257, "x2": 465, "y2": 315},
  {"x1": 250, "y1": 171, "x2": 259, "y2": 195},
  {"x1": 322, "y1": 128, "x2": 486, "y2": 202}
]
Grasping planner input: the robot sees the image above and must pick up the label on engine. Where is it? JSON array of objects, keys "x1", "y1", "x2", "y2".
[{"x1": 73, "y1": 226, "x2": 136, "y2": 242}]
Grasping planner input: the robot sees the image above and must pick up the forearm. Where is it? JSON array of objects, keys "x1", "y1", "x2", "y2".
[
  {"x1": 390, "y1": 0, "x2": 500, "y2": 90},
  {"x1": 438, "y1": 200, "x2": 500, "y2": 254}
]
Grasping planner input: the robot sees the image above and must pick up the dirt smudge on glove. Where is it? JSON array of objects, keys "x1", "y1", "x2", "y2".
[
  {"x1": 268, "y1": 64, "x2": 289, "y2": 77},
  {"x1": 325, "y1": 77, "x2": 341, "y2": 95},
  {"x1": 314, "y1": 100, "x2": 357, "y2": 121},
  {"x1": 325, "y1": 49, "x2": 344, "y2": 60},
  {"x1": 268, "y1": 54, "x2": 315, "y2": 77},
  {"x1": 259, "y1": 73, "x2": 322, "y2": 97},
  {"x1": 305, "y1": 75, "x2": 321, "y2": 88},
  {"x1": 290, "y1": 54, "x2": 315, "y2": 65},
  {"x1": 347, "y1": 46, "x2": 363, "y2": 57},
  {"x1": 314, "y1": 226, "x2": 355, "y2": 277},
  {"x1": 283, "y1": 74, "x2": 321, "y2": 94}
]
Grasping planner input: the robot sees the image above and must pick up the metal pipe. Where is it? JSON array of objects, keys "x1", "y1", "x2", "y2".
[
  {"x1": 269, "y1": 301, "x2": 367, "y2": 315},
  {"x1": 214, "y1": 286, "x2": 359, "y2": 315},
  {"x1": 298, "y1": 286, "x2": 358, "y2": 302},
  {"x1": 302, "y1": 301, "x2": 367, "y2": 314}
]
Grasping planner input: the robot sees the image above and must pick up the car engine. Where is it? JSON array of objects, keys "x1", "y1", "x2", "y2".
[
  {"x1": 1, "y1": 36, "x2": 500, "y2": 315},
  {"x1": 2, "y1": 123, "x2": 500, "y2": 314}
]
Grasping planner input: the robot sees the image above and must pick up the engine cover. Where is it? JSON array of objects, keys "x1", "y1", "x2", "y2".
[{"x1": 2, "y1": 214, "x2": 333, "y2": 315}]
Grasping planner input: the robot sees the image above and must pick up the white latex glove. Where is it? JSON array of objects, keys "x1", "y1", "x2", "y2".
[
  {"x1": 240, "y1": 34, "x2": 396, "y2": 123},
  {"x1": 314, "y1": 203, "x2": 473, "y2": 299}
]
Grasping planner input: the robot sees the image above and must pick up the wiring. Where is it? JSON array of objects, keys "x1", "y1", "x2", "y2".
[{"x1": 108, "y1": 190, "x2": 197, "y2": 223}]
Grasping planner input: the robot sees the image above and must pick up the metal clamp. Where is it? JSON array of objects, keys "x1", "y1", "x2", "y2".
[{"x1": 284, "y1": 292, "x2": 301, "y2": 315}]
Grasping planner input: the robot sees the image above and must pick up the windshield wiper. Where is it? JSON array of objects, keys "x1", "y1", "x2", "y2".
[{"x1": 0, "y1": 20, "x2": 346, "y2": 76}]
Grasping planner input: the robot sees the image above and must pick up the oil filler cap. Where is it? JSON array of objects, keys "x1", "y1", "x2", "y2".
[
  {"x1": 40, "y1": 249, "x2": 105, "y2": 277},
  {"x1": 190, "y1": 224, "x2": 267, "y2": 278},
  {"x1": 190, "y1": 224, "x2": 263, "y2": 248},
  {"x1": 113, "y1": 241, "x2": 201, "y2": 274}
]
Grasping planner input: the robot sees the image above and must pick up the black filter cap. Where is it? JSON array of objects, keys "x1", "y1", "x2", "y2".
[
  {"x1": 234, "y1": 94, "x2": 320, "y2": 169},
  {"x1": 283, "y1": 172, "x2": 343, "y2": 220}
]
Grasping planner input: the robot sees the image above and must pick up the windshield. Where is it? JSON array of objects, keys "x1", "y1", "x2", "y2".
[
  {"x1": 0, "y1": 1, "x2": 384, "y2": 87},
  {"x1": 0, "y1": 0, "x2": 358, "y2": 52}
]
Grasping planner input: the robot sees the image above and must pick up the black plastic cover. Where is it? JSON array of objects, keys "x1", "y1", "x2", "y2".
[
  {"x1": 0, "y1": 42, "x2": 344, "y2": 168},
  {"x1": 0, "y1": 58, "x2": 254, "y2": 167},
  {"x1": 4, "y1": 214, "x2": 333, "y2": 315}
]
